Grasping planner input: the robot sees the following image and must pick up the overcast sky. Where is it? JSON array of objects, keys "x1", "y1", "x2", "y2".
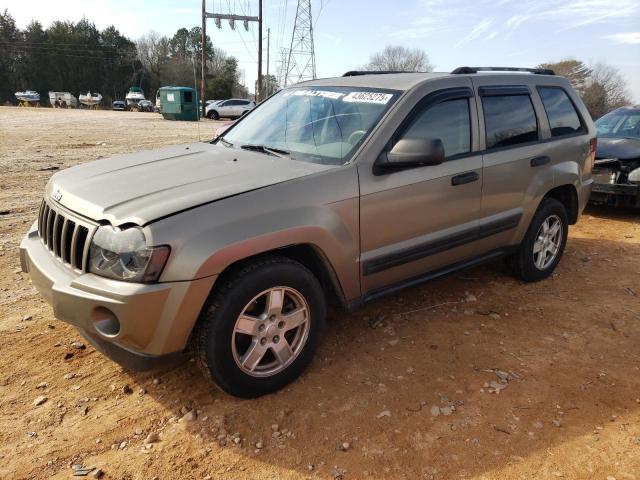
[{"x1": 5, "y1": 0, "x2": 640, "y2": 101}]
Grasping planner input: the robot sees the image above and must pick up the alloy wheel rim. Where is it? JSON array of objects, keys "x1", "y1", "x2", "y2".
[
  {"x1": 533, "y1": 214, "x2": 563, "y2": 270},
  {"x1": 231, "y1": 286, "x2": 310, "y2": 377}
]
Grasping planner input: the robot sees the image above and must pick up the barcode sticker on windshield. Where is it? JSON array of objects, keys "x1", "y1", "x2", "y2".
[
  {"x1": 284, "y1": 90, "x2": 344, "y2": 100},
  {"x1": 343, "y1": 92, "x2": 393, "y2": 104}
]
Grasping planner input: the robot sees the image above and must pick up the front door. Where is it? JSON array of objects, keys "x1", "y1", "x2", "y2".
[
  {"x1": 218, "y1": 100, "x2": 234, "y2": 118},
  {"x1": 358, "y1": 79, "x2": 484, "y2": 296}
]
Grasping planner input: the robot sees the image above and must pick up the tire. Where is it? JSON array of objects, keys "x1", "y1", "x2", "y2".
[
  {"x1": 207, "y1": 110, "x2": 219, "y2": 120},
  {"x1": 194, "y1": 256, "x2": 326, "y2": 398},
  {"x1": 509, "y1": 198, "x2": 568, "y2": 282}
]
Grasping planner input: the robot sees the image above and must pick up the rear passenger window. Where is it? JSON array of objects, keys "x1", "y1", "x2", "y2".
[
  {"x1": 538, "y1": 87, "x2": 584, "y2": 137},
  {"x1": 400, "y1": 98, "x2": 471, "y2": 158},
  {"x1": 482, "y1": 95, "x2": 538, "y2": 149}
]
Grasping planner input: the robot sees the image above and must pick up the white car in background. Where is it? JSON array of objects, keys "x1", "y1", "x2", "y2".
[{"x1": 206, "y1": 99, "x2": 255, "y2": 120}]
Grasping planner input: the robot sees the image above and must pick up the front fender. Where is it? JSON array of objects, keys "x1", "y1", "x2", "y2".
[
  {"x1": 147, "y1": 166, "x2": 361, "y2": 302},
  {"x1": 194, "y1": 203, "x2": 359, "y2": 302}
]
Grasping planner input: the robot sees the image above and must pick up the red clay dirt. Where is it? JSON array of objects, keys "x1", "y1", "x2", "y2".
[{"x1": 1, "y1": 107, "x2": 639, "y2": 480}]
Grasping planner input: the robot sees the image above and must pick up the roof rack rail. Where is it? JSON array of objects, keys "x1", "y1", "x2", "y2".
[
  {"x1": 342, "y1": 70, "x2": 413, "y2": 77},
  {"x1": 451, "y1": 66, "x2": 555, "y2": 75}
]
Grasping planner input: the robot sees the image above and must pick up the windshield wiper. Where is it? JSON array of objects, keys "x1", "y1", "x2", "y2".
[
  {"x1": 240, "y1": 144, "x2": 290, "y2": 158},
  {"x1": 217, "y1": 137, "x2": 234, "y2": 147}
]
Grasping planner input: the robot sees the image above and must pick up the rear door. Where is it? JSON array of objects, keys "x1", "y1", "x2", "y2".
[
  {"x1": 471, "y1": 77, "x2": 554, "y2": 253},
  {"x1": 358, "y1": 78, "x2": 484, "y2": 296},
  {"x1": 237, "y1": 100, "x2": 250, "y2": 115},
  {"x1": 535, "y1": 83, "x2": 591, "y2": 193},
  {"x1": 229, "y1": 100, "x2": 243, "y2": 117}
]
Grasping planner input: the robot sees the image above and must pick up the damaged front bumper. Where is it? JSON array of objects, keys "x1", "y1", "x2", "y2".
[
  {"x1": 19, "y1": 222, "x2": 216, "y2": 370},
  {"x1": 590, "y1": 159, "x2": 640, "y2": 207}
]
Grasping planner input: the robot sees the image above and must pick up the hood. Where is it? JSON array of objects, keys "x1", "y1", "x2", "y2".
[
  {"x1": 46, "y1": 142, "x2": 334, "y2": 226},
  {"x1": 596, "y1": 137, "x2": 640, "y2": 161}
]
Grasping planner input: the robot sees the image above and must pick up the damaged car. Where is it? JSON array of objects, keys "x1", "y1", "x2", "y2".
[
  {"x1": 20, "y1": 68, "x2": 595, "y2": 397},
  {"x1": 591, "y1": 105, "x2": 640, "y2": 207}
]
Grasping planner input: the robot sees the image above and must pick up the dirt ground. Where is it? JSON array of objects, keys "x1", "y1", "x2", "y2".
[{"x1": 1, "y1": 106, "x2": 639, "y2": 480}]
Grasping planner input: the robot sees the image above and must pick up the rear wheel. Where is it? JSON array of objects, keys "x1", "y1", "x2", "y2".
[
  {"x1": 509, "y1": 198, "x2": 568, "y2": 282},
  {"x1": 194, "y1": 256, "x2": 326, "y2": 397}
]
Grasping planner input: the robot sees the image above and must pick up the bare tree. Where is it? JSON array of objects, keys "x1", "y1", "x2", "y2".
[
  {"x1": 362, "y1": 45, "x2": 433, "y2": 72},
  {"x1": 538, "y1": 59, "x2": 631, "y2": 119},
  {"x1": 136, "y1": 32, "x2": 170, "y2": 84},
  {"x1": 584, "y1": 62, "x2": 630, "y2": 118},
  {"x1": 207, "y1": 47, "x2": 231, "y2": 75}
]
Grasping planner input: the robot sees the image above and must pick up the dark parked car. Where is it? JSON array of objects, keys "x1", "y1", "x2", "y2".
[
  {"x1": 591, "y1": 105, "x2": 640, "y2": 207},
  {"x1": 112, "y1": 100, "x2": 126, "y2": 111},
  {"x1": 137, "y1": 99, "x2": 155, "y2": 112}
]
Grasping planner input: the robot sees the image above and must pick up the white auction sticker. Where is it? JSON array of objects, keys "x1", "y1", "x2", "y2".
[
  {"x1": 283, "y1": 89, "x2": 344, "y2": 100},
  {"x1": 343, "y1": 92, "x2": 393, "y2": 104}
]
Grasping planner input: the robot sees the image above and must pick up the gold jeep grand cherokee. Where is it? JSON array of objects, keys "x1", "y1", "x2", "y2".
[{"x1": 21, "y1": 67, "x2": 595, "y2": 397}]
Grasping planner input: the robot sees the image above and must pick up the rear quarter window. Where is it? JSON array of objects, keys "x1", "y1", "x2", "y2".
[
  {"x1": 482, "y1": 95, "x2": 538, "y2": 149},
  {"x1": 538, "y1": 87, "x2": 584, "y2": 137}
]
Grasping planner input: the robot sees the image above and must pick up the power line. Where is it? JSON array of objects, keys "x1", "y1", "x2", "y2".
[
  {"x1": 202, "y1": 0, "x2": 264, "y2": 103},
  {"x1": 314, "y1": 0, "x2": 331, "y2": 27},
  {"x1": 0, "y1": 43, "x2": 137, "y2": 55},
  {"x1": 276, "y1": 0, "x2": 289, "y2": 59},
  {"x1": 236, "y1": 27, "x2": 257, "y2": 61},
  {"x1": 0, "y1": 40, "x2": 133, "y2": 48}
]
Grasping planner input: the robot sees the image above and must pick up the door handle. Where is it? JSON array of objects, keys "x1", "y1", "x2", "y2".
[
  {"x1": 530, "y1": 155, "x2": 551, "y2": 167},
  {"x1": 451, "y1": 171, "x2": 479, "y2": 186}
]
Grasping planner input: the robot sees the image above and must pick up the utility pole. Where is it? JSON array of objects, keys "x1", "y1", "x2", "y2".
[
  {"x1": 202, "y1": 1, "x2": 262, "y2": 102},
  {"x1": 266, "y1": 27, "x2": 270, "y2": 97},
  {"x1": 200, "y1": 0, "x2": 206, "y2": 118},
  {"x1": 257, "y1": 0, "x2": 263, "y2": 102},
  {"x1": 285, "y1": 0, "x2": 316, "y2": 87}
]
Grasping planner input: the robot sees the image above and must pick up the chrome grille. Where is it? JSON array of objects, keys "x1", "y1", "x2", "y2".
[{"x1": 37, "y1": 199, "x2": 94, "y2": 271}]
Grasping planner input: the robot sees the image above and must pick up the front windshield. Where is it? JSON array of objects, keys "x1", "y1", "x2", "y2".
[
  {"x1": 219, "y1": 86, "x2": 400, "y2": 165},
  {"x1": 596, "y1": 111, "x2": 640, "y2": 139}
]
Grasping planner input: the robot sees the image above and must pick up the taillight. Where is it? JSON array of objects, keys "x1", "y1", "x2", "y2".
[{"x1": 588, "y1": 137, "x2": 597, "y2": 170}]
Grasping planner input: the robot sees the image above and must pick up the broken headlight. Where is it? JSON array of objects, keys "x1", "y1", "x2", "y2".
[
  {"x1": 89, "y1": 226, "x2": 170, "y2": 283},
  {"x1": 629, "y1": 167, "x2": 640, "y2": 184}
]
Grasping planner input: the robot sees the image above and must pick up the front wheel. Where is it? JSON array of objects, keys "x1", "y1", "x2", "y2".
[
  {"x1": 207, "y1": 110, "x2": 219, "y2": 120},
  {"x1": 509, "y1": 198, "x2": 568, "y2": 282},
  {"x1": 194, "y1": 256, "x2": 326, "y2": 397}
]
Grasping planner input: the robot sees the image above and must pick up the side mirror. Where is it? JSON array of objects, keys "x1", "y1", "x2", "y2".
[{"x1": 374, "y1": 138, "x2": 445, "y2": 174}]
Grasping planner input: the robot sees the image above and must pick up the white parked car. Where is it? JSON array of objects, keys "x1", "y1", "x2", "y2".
[{"x1": 206, "y1": 99, "x2": 255, "y2": 120}]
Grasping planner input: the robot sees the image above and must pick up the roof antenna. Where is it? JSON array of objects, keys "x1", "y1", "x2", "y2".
[{"x1": 192, "y1": 53, "x2": 202, "y2": 141}]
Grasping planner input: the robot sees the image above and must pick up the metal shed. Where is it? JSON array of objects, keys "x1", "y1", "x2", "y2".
[{"x1": 159, "y1": 87, "x2": 199, "y2": 121}]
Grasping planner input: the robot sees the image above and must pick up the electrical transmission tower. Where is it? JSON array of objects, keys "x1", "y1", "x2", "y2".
[
  {"x1": 276, "y1": 48, "x2": 288, "y2": 89},
  {"x1": 284, "y1": 0, "x2": 316, "y2": 87}
]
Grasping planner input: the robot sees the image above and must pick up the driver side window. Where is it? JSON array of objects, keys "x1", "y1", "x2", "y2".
[{"x1": 399, "y1": 98, "x2": 471, "y2": 159}]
